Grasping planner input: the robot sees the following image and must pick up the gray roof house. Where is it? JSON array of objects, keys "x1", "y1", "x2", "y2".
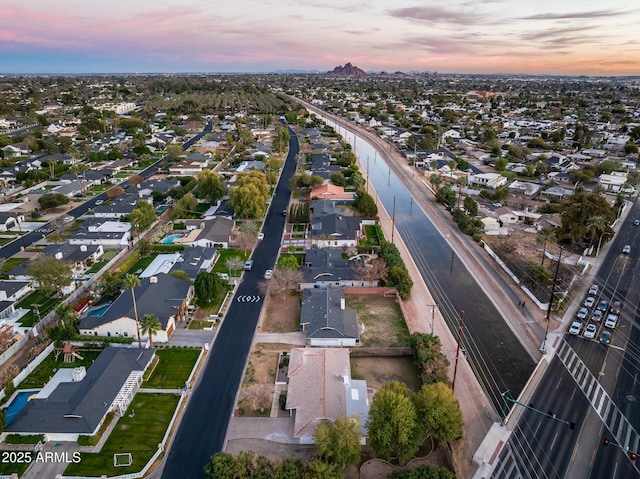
[
  {"x1": 310, "y1": 213, "x2": 362, "y2": 249},
  {"x1": 300, "y1": 288, "x2": 359, "y2": 347},
  {"x1": 5, "y1": 347, "x2": 155, "y2": 441},
  {"x1": 41, "y1": 243, "x2": 104, "y2": 277},
  {"x1": 299, "y1": 249, "x2": 377, "y2": 290},
  {"x1": 0, "y1": 280, "x2": 32, "y2": 302},
  {"x1": 93, "y1": 193, "x2": 146, "y2": 218},
  {"x1": 79, "y1": 273, "x2": 193, "y2": 343},
  {"x1": 183, "y1": 217, "x2": 234, "y2": 248}
]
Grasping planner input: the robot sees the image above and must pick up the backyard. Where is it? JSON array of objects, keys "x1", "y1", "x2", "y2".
[
  {"x1": 143, "y1": 347, "x2": 201, "y2": 389},
  {"x1": 258, "y1": 293, "x2": 300, "y2": 333},
  {"x1": 346, "y1": 294, "x2": 410, "y2": 347},
  {"x1": 17, "y1": 349, "x2": 102, "y2": 389},
  {"x1": 16, "y1": 289, "x2": 62, "y2": 328},
  {"x1": 351, "y1": 356, "x2": 421, "y2": 392},
  {"x1": 63, "y1": 393, "x2": 180, "y2": 477}
]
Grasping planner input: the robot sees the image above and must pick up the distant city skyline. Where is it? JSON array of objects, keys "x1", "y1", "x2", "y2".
[{"x1": 2, "y1": 0, "x2": 640, "y2": 75}]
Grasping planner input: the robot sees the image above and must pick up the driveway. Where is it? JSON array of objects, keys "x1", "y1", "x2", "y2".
[{"x1": 168, "y1": 324, "x2": 216, "y2": 347}]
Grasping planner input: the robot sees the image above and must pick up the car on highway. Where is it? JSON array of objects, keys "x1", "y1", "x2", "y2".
[
  {"x1": 622, "y1": 244, "x2": 631, "y2": 254},
  {"x1": 592, "y1": 310, "x2": 603, "y2": 322},
  {"x1": 257, "y1": 232, "x2": 264, "y2": 240},
  {"x1": 576, "y1": 307, "x2": 588, "y2": 320},
  {"x1": 634, "y1": 219, "x2": 640, "y2": 226},
  {"x1": 569, "y1": 321, "x2": 582, "y2": 335},
  {"x1": 583, "y1": 323, "x2": 597, "y2": 339},
  {"x1": 610, "y1": 300, "x2": 622, "y2": 314},
  {"x1": 95, "y1": 199, "x2": 104, "y2": 205},
  {"x1": 600, "y1": 331, "x2": 612, "y2": 344},
  {"x1": 605, "y1": 314, "x2": 618, "y2": 329},
  {"x1": 264, "y1": 269, "x2": 273, "y2": 279},
  {"x1": 589, "y1": 284, "x2": 599, "y2": 295},
  {"x1": 597, "y1": 300, "x2": 608, "y2": 312},
  {"x1": 584, "y1": 296, "x2": 595, "y2": 308}
]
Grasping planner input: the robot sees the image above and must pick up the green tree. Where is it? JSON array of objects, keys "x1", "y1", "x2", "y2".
[
  {"x1": 463, "y1": 196, "x2": 478, "y2": 217},
  {"x1": 274, "y1": 126, "x2": 290, "y2": 154},
  {"x1": 27, "y1": 256, "x2": 73, "y2": 297},
  {"x1": 129, "y1": 200, "x2": 156, "y2": 232},
  {"x1": 228, "y1": 171, "x2": 269, "y2": 218},
  {"x1": 429, "y1": 175, "x2": 442, "y2": 191},
  {"x1": 314, "y1": 416, "x2": 362, "y2": 469},
  {"x1": 413, "y1": 382, "x2": 463, "y2": 444},
  {"x1": 194, "y1": 271, "x2": 224, "y2": 303},
  {"x1": 536, "y1": 227, "x2": 557, "y2": 266},
  {"x1": 624, "y1": 143, "x2": 638, "y2": 154},
  {"x1": 225, "y1": 256, "x2": 244, "y2": 276},
  {"x1": 352, "y1": 190, "x2": 378, "y2": 218},
  {"x1": 166, "y1": 144, "x2": 183, "y2": 159},
  {"x1": 529, "y1": 264, "x2": 552, "y2": 286},
  {"x1": 123, "y1": 274, "x2": 142, "y2": 348},
  {"x1": 494, "y1": 157, "x2": 508, "y2": 172},
  {"x1": 204, "y1": 451, "x2": 235, "y2": 479},
  {"x1": 38, "y1": 192, "x2": 70, "y2": 210},
  {"x1": 195, "y1": 168, "x2": 226, "y2": 203},
  {"x1": 277, "y1": 255, "x2": 300, "y2": 270},
  {"x1": 586, "y1": 215, "x2": 609, "y2": 250},
  {"x1": 367, "y1": 381, "x2": 423, "y2": 463},
  {"x1": 99, "y1": 270, "x2": 123, "y2": 297},
  {"x1": 140, "y1": 314, "x2": 162, "y2": 348},
  {"x1": 171, "y1": 192, "x2": 197, "y2": 220},
  {"x1": 408, "y1": 333, "x2": 450, "y2": 385},
  {"x1": 560, "y1": 192, "x2": 615, "y2": 243},
  {"x1": 273, "y1": 457, "x2": 305, "y2": 479},
  {"x1": 389, "y1": 465, "x2": 457, "y2": 479},
  {"x1": 306, "y1": 460, "x2": 342, "y2": 479}
]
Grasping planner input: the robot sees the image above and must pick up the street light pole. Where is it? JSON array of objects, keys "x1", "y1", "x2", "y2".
[
  {"x1": 427, "y1": 304, "x2": 438, "y2": 334},
  {"x1": 541, "y1": 247, "x2": 563, "y2": 353}
]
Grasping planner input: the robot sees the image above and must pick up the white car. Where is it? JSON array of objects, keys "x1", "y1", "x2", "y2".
[
  {"x1": 592, "y1": 310, "x2": 603, "y2": 322},
  {"x1": 605, "y1": 314, "x2": 618, "y2": 329},
  {"x1": 95, "y1": 199, "x2": 104, "y2": 206},
  {"x1": 589, "y1": 284, "x2": 599, "y2": 295},
  {"x1": 583, "y1": 323, "x2": 597, "y2": 339},
  {"x1": 257, "y1": 233, "x2": 264, "y2": 240},
  {"x1": 264, "y1": 269, "x2": 273, "y2": 279},
  {"x1": 584, "y1": 296, "x2": 595, "y2": 308},
  {"x1": 576, "y1": 307, "x2": 588, "y2": 320},
  {"x1": 569, "y1": 321, "x2": 582, "y2": 335},
  {"x1": 622, "y1": 244, "x2": 631, "y2": 254}
]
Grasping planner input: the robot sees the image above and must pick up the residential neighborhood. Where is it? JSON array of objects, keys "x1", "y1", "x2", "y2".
[{"x1": 0, "y1": 72, "x2": 638, "y2": 479}]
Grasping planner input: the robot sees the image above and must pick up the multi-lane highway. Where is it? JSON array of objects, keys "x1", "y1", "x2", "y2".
[{"x1": 493, "y1": 200, "x2": 640, "y2": 478}]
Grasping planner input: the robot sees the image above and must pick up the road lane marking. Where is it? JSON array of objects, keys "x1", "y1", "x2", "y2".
[
  {"x1": 570, "y1": 387, "x2": 577, "y2": 401},
  {"x1": 534, "y1": 420, "x2": 541, "y2": 435},
  {"x1": 550, "y1": 432, "x2": 559, "y2": 450},
  {"x1": 555, "y1": 377, "x2": 563, "y2": 390}
]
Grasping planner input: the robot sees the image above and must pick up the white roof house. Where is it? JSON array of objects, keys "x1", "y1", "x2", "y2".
[{"x1": 468, "y1": 173, "x2": 507, "y2": 189}]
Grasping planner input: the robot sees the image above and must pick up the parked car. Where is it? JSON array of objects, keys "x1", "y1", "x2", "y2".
[
  {"x1": 605, "y1": 314, "x2": 618, "y2": 329},
  {"x1": 216, "y1": 272, "x2": 229, "y2": 281},
  {"x1": 584, "y1": 296, "x2": 595, "y2": 308},
  {"x1": 610, "y1": 300, "x2": 622, "y2": 314},
  {"x1": 264, "y1": 269, "x2": 273, "y2": 279},
  {"x1": 634, "y1": 219, "x2": 639, "y2": 226},
  {"x1": 569, "y1": 321, "x2": 582, "y2": 335},
  {"x1": 600, "y1": 331, "x2": 612, "y2": 344},
  {"x1": 589, "y1": 284, "x2": 599, "y2": 295},
  {"x1": 592, "y1": 310, "x2": 603, "y2": 322},
  {"x1": 257, "y1": 233, "x2": 264, "y2": 240},
  {"x1": 577, "y1": 307, "x2": 588, "y2": 320},
  {"x1": 597, "y1": 300, "x2": 608, "y2": 312},
  {"x1": 622, "y1": 244, "x2": 631, "y2": 254},
  {"x1": 95, "y1": 199, "x2": 104, "y2": 206},
  {"x1": 583, "y1": 323, "x2": 597, "y2": 339},
  {"x1": 244, "y1": 259, "x2": 253, "y2": 271}
]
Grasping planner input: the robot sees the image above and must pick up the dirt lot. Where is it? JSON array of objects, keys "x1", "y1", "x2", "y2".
[
  {"x1": 351, "y1": 356, "x2": 421, "y2": 393},
  {"x1": 347, "y1": 295, "x2": 410, "y2": 347},
  {"x1": 259, "y1": 293, "x2": 300, "y2": 333}
]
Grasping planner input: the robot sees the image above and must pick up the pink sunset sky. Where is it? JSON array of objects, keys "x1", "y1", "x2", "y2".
[{"x1": 2, "y1": 0, "x2": 640, "y2": 75}]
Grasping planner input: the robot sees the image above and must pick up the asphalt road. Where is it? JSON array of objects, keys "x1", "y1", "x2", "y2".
[
  {"x1": 0, "y1": 122, "x2": 213, "y2": 259},
  {"x1": 160, "y1": 126, "x2": 299, "y2": 479},
  {"x1": 494, "y1": 199, "x2": 640, "y2": 478}
]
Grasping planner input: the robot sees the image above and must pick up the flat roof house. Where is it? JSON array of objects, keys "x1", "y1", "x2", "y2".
[{"x1": 300, "y1": 288, "x2": 359, "y2": 347}]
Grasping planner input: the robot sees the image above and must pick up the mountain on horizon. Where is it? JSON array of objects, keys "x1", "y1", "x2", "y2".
[{"x1": 326, "y1": 63, "x2": 367, "y2": 76}]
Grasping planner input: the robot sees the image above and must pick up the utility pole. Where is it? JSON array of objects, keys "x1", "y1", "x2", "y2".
[
  {"x1": 409, "y1": 197, "x2": 413, "y2": 217},
  {"x1": 452, "y1": 310, "x2": 465, "y2": 392},
  {"x1": 450, "y1": 250, "x2": 455, "y2": 274},
  {"x1": 541, "y1": 247, "x2": 563, "y2": 352},
  {"x1": 427, "y1": 304, "x2": 438, "y2": 334},
  {"x1": 366, "y1": 156, "x2": 370, "y2": 195},
  {"x1": 391, "y1": 196, "x2": 396, "y2": 244}
]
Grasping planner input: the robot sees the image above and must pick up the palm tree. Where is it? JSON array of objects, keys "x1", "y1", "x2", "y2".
[
  {"x1": 225, "y1": 256, "x2": 245, "y2": 276},
  {"x1": 587, "y1": 216, "x2": 608, "y2": 252},
  {"x1": 536, "y1": 227, "x2": 557, "y2": 266},
  {"x1": 140, "y1": 314, "x2": 161, "y2": 348},
  {"x1": 123, "y1": 273, "x2": 142, "y2": 348}
]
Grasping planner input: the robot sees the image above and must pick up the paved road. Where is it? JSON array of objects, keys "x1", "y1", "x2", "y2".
[
  {"x1": 160, "y1": 126, "x2": 299, "y2": 479},
  {"x1": 493, "y1": 199, "x2": 640, "y2": 478}
]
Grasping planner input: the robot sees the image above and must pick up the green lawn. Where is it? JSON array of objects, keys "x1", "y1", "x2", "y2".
[
  {"x1": 212, "y1": 248, "x2": 249, "y2": 274},
  {"x1": 19, "y1": 350, "x2": 102, "y2": 389},
  {"x1": 0, "y1": 237, "x2": 13, "y2": 246},
  {"x1": 126, "y1": 253, "x2": 158, "y2": 275},
  {"x1": 0, "y1": 454, "x2": 31, "y2": 476},
  {"x1": 0, "y1": 257, "x2": 26, "y2": 273},
  {"x1": 16, "y1": 290, "x2": 61, "y2": 327},
  {"x1": 85, "y1": 251, "x2": 117, "y2": 274},
  {"x1": 63, "y1": 393, "x2": 180, "y2": 477},
  {"x1": 364, "y1": 224, "x2": 381, "y2": 246},
  {"x1": 196, "y1": 285, "x2": 231, "y2": 316},
  {"x1": 144, "y1": 348, "x2": 201, "y2": 389}
]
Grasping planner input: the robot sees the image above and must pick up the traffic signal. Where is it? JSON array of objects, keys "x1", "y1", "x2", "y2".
[{"x1": 603, "y1": 439, "x2": 610, "y2": 446}]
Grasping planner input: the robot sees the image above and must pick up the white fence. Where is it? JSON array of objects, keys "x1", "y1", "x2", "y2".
[{"x1": 0, "y1": 342, "x2": 55, "y2": 402}]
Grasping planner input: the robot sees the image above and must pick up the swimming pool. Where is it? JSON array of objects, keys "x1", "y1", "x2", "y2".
[
  {"x1": 4, "y1": 390, "x2": 40, "y2": 426},
  {"x1": 162, "y1": 234, "x2": 182, "y2": 244},
  {"x1": 86, "y1": 303, "x2": 111, "y2": 317}
]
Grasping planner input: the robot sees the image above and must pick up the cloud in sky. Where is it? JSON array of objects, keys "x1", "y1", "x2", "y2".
[{"x1": 1, "y1": 0, "x2": 639, "y2": 75}]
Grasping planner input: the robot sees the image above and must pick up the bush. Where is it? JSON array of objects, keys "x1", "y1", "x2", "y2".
[
  {"x1": 149, "y1": 243, "x2": 186, "y2": 253},
  {"x1": 116, "y1": 251, "x2": 140, "y2": 275},
  {"x1": 279, "y1": 393, "x2": 287, "y2": 411}
]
